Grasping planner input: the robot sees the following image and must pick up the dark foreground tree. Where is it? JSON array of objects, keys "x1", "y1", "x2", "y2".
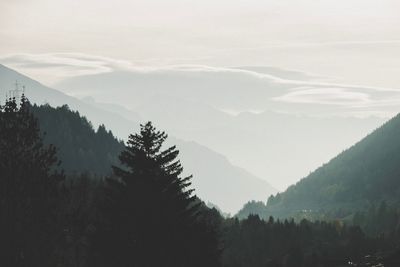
[
  {"x1": 0, "y1": 96, "x2": 64, "y2": 267},
  {"x1": 95, "y1": 122, "x2": 220, "y2": 267}
]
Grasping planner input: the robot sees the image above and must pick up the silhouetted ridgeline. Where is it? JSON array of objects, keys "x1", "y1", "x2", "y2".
[{"x1": 238, "y1": 113, "x2": 400, "y2": 234}]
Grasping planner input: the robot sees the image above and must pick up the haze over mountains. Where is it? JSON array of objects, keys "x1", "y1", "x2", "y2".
[
  {"x1": 0, "y1": 63, "x2": 275, "y2": 213},
  {"x1": 54, "y1": 63, "x2": 387, "y2": 189},
  {"x1": 1, "y1": 61, "x2": 390, "y2": 192},
  {"x1": 1, "y1": 61, "x2": 396, "y2": 209}
]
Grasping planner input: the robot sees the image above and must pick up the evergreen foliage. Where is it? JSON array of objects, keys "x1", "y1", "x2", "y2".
[
  {"x1": 32, "y1": 104, "x2": 124, "y2": 176},
  {"x1": 56, "y1": 173, "x2": 104, "y2": 267},
  {"x1": 97, "y1": 122, "x2": 220, "y2": 267},
  {"x1": 0, "y1": 96, "x2": 64, "y2": 266},
  {"x1": 221, "y1": 214, "x2": 378, "y2": 267}
]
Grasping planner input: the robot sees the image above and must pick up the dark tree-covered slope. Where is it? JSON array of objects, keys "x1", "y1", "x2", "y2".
[
  {"x1": 28, "y1": 103, "x2": 274, "y2": 213},
  {"x1": 242, "y1": 113, "x2": 400, "y2": 219},
  {"x1": 32, "y1": 104, "x2": 125, "y2": 176}
]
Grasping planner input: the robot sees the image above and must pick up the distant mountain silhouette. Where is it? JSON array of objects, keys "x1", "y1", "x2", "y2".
[
  {"x1": 54, "y1": 68, "x2": 384, "y2": 189},
  {"x1": 172, "y1": 138, "x2": 276, "y2": 215}
]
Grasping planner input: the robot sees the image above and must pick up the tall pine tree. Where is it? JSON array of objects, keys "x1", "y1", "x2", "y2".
[{"x1": 97, "y1": 122, "x2": 220, "y2": 267}]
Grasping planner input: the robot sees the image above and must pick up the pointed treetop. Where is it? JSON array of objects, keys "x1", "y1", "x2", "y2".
[{"x1": 127, "y1": 121, "x2": 169, "y2": 157}]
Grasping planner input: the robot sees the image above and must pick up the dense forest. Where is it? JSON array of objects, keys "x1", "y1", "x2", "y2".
[
  {"x1": 32, "y1": 104, "x2": 125, "y2": 176},
  {"x1": 2, "y1": 96, "x2": 400, "y2": 266}
]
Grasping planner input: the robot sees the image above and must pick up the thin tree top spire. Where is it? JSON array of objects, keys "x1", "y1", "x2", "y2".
[{"x1": 126, "y1": 121, "x2": 168, "y2": 157}]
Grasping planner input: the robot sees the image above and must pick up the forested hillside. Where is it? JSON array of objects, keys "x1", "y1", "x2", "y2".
[
  {"x1": 239, "y1": 113, "x2": 400, "y2": 221},
  {"x1": 32, "y1": 104, "x2": 124, "y2": 175}
]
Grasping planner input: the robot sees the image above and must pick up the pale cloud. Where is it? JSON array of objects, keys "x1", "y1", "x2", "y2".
[
  {"x1": 3, "y1": 52, "x2": 400, "y2": 118},
  {"x1": 0, "y1": 53, "x2": 295, "y2": 83},
  {"x1": 0, "y1": 53, "x2": 135, "y2": 84},
  {"x1": 0, "y1": 53, "x2": 327, "y2": 85},
  {"x1": 0, "y1": 53, "x2": 134, "y2": 73},
  {"x1": 274, "y1": 88, "x2": 372, "y2": 106}
]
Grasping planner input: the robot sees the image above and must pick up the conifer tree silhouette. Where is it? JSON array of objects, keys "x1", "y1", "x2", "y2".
[
  {"x1": 0, "y1": 96, "x2": 64, "y2": 267},
  {"x1": 98, "y1": 122, "x2": 220, "y2": 267}
]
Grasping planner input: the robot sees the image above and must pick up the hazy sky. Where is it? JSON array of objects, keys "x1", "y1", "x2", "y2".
[
  {"x1": 1, "y1": 0, "x2": 400, "y2": 193},
  {"x1": 1, "y1": 0, "x2": 400, "y2": 88}
]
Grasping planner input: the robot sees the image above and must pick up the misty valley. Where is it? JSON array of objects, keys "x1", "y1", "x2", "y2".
[{"x1": 1, "y1": 65, "x2": 400, "y2": 267}]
